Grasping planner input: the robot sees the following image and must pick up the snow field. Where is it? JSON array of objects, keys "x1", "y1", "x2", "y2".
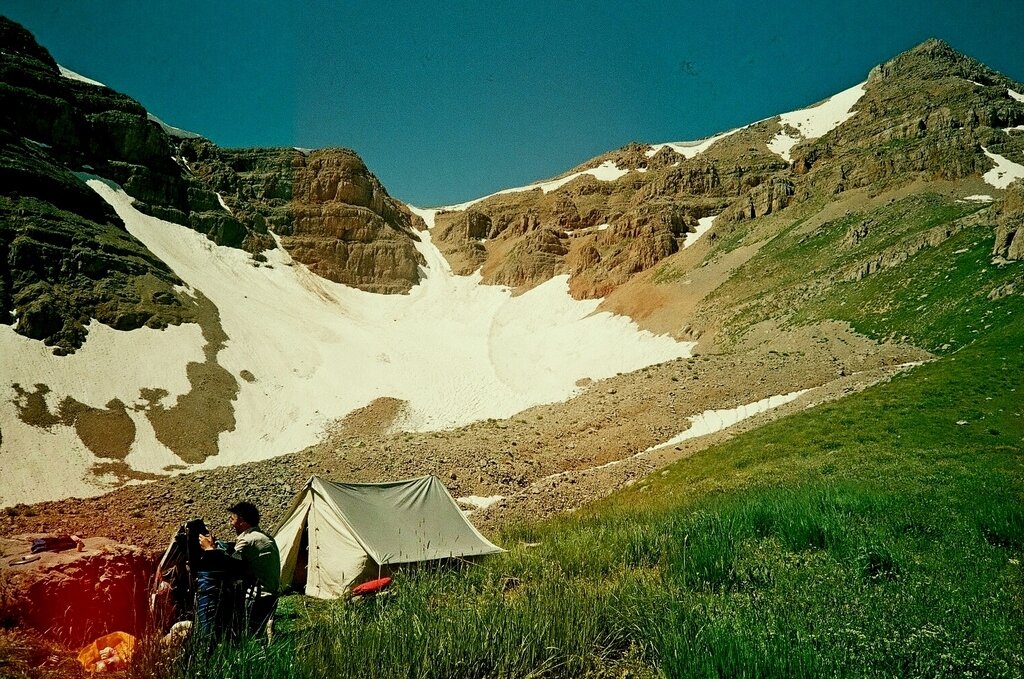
[
  {"x1": 76, "y1": 179, "x2": 692, "y2": 476},
  {"x1": 0, "y1": 321, "x2": 206, "y2": 506},
  {"x1": 981, "y1": 147, "x2": 1024, "y2": 189}
]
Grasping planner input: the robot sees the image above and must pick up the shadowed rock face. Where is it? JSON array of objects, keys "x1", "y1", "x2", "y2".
[
  {"x1": 0, "y1": 17, "x2": 220, "y2": 351},
  {"x1": 0, "y1": 17, "x2": 430, "y2": 352},
  {"x1": 0, "y1": 132, "x2": 196, "y2": 352}
]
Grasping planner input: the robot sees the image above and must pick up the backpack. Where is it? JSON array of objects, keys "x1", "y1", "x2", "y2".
[{"x1": 150, "y1": 518, "x2": 209, "y2": 631}]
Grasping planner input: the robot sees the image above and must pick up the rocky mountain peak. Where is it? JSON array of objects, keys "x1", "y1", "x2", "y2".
[
  {"x1": 908, "y1": 37, "x2": 958, "y2": 59},
  {"x1": 0, "y1": 16, "x2": 58, "y2": 74},
  {"x1": 868, "y1": 37, "x2": 999, "y2": 86}
]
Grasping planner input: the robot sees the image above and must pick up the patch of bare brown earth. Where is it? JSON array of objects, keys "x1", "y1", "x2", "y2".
[
  {"x1": 0, "y1": 536, "x2": 154, "y2": 646},
  {"x1": 57, "y1": 397, "x2": 135, "y2": 460},
  {"x1": 142, "y1": 291, "x2": 237, "y2": 465}
]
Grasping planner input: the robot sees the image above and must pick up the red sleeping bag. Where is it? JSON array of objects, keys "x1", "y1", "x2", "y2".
[{"x1": 350, "y1": 577, "x2": 392, "y2": 597}]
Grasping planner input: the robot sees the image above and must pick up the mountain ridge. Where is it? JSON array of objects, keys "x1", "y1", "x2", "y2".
[
  {"x1": 421, "y1": 39, "x2": 1024, "y2": 301},
  {"x1": 0, "y1": 15, "x2": 428, "y2": 353}
]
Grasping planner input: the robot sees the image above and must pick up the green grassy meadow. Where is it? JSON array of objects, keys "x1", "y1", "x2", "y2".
[{"x1": 140, "y1": 297, "x2": 1024, "y2": 677}]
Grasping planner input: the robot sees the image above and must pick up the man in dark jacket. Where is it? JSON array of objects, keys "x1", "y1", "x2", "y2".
[{"x1": 198, "y1": 501, "x2": 280, "y2": 639}]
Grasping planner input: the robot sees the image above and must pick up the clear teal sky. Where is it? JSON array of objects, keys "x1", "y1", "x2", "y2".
[{"x1": 5, "y1": 2, "x2": 1024, "y2": 206}]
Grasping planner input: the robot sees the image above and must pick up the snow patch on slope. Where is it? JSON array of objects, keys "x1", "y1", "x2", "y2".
[
  {"x1": 766, "y1": 82, "x2": 866, "y2": 161},
  {"x1": 646, "y1": 389, "x2": 809, "y2": 452},
  {"x1": 3, "y1": 178, "x2": 690, "y2": 504},
  {"x1": 982, "y1": 147, "x2": 1024, "y2": 189},
  {"x1": 57, "y1": 65, "x2": 106, "y2": 88},
  {"x1": 458, "y1": 495, "x2": 504, "y2": 513},
  {"x1": 646, "y1": 130, "x2": 737, "y2": 159},
  {"x1": 440, "y1": 160, "x2": 629, "y2": 212},
  {"x1": 683, "y1": 215, "x2": 717, "y2": 249},
  {"x1": 216, "y1": 193, "x2": 232, "y2": 214},
  {"x1": 565, "y1": 223, "x2": 609, "y2": 237},
  {"x1": 407, "y1": 205, "x2": 438, "y2": 229},
  {"x1": 147, "y1": 113, "x2": 202, "y2": 140},
  {"x1": 766, "y1": 130, "x2": 802, "y2": 162}
]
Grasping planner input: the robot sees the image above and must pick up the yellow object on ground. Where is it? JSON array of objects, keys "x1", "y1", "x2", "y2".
[{"x1": 77, "y1": 631, "x2": 136, "y2": 673}]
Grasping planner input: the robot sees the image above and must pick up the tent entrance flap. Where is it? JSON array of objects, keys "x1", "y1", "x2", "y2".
[
  {"x1": 275, "y1": 493, "x2": 311, "y2": 593},
  {"x1": 306, "y1": 495, "x2": 370, "y2": 599}
]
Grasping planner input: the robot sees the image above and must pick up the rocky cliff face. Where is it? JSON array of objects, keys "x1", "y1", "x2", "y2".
[
  {"x1": 176, "y1": 142, "x2": 426, "y2": 293},
  {"x1": 0, "y1": 17, "x2": 427, "y2": 351},
  {"x1": 0, "y1": 18, "x2": 199, "y2": 352},
  {"x1": 993, "y1": 181, "x2": 1024, "y2": 260}
]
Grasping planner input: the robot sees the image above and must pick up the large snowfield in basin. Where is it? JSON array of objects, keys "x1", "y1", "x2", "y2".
[{"x1": 0, "y1": 178, "x2": 694, "y2": 506}]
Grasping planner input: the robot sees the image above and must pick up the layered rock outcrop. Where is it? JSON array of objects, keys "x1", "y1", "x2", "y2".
[
  {"x1": 993, "y1": 181, "x2": 1024, "y2": 260},
  {"x1": 178, "y1": 143, "x2": 426, "y2": 293},
  {"x1": 286, "y1": 150, "x2": 424, "y2": 292}
]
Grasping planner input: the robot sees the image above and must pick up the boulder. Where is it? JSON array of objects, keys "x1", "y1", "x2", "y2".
[{"x1": 0, "y1": 534, "x2": 156, "y2": 646}]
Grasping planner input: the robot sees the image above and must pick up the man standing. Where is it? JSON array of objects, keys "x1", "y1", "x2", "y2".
[{"x1": 198, "y1": 501, "x2": 281, "y2": 639}]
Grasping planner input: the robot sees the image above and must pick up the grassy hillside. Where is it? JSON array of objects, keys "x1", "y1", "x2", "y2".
[
  {"x1": 696, "y1": 190, "x2": 1019, "y2": 350},
  {"x1": 143, "y1": 282, "x2": 1023, "y2": 677}
]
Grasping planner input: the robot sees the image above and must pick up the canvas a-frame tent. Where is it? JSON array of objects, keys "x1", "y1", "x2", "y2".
[{"x1": 274, "y1": 475, "x2": 504, "y2": 598}]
